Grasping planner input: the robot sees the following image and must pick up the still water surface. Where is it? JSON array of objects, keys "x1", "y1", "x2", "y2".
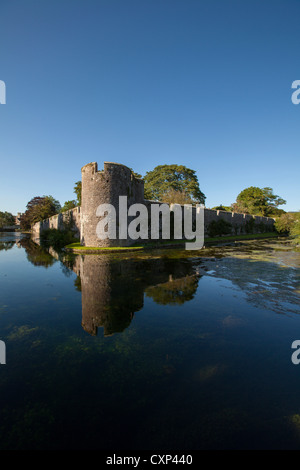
[{"x1": 0, "y1": 232, "x2": 300, "y2": 449}]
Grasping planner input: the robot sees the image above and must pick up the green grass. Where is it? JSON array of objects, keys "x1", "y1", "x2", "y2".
[
  {"x1": 203, "y1": 231, "x2": 279, "y2": 243},
  {"x1": 65, "y1": 242, "x2": 144, "y2": 252},
  {"x1": 65, "y1": 232, "x2": 280, "y2": 252}
]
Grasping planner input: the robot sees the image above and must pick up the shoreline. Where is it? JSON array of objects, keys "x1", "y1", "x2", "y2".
[{"x1": 65, "y1": 232, "x2": 283, "y2": 254}]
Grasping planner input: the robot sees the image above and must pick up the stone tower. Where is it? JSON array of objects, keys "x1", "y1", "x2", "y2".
[{"x1": 80, "y1": 161, "x2": 144, "y2": 247}]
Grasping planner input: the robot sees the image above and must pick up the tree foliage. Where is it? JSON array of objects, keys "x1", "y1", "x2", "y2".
[
  {"x1": 144, "y1": 164, "x2": 205, "y2": 204},
  {"x1": 275, "y1": 211, "x2": 300, "y2": 244},
  {"x1": 20, "y1": 196, "x2": 61, "y2": 230},
  {"x1": 74, "y1": 181, "x2": 82, "y2": 206},
  {"x1": 207, "y1": 219, "x2": 232, "y2": 237},
  {"x1": 212, "y1": 205, "x2": 232, "y2": 212},
  {"x1": 0, "y1": 211, "x2": 15, "y2": 228},
  {"x1": 290, "y1": 213, "x2": 300, "y2": 245},
  {"x1": 161, "y1": 189, "x2": 194, "y2": 205},
  {"x1": 60, "y1": 200, "x2": 77, "y2": 212},
  {"x1": 232, "y1": 186, "x2": 286, "y2": 216},
  {"x1": 275, "y1": 212, "x2": 298, "y2": 233},
  {"x1": 40, "y1": 228, "x2": 78, "y2": 250}
]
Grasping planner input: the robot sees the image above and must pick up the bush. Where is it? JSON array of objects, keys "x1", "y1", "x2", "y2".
[
  {"x1": 207, "y1": 219, "x2": 232, "y2": 237},
  {"x1": 290, "y1": 215, "x2": 300, "y2": 245},
  {"x1": 40, "y1": 229, "x2": 78, "y2": 250},
  {"x1": 245, "y1": 217, "x2": 255, "y2": 233},
  {"x1": 257, "y1": 221, "x2": 269, "y2": 233},
  {"x1": 232, "y1": 224, "x2": 239, "y2": 235},
  {"x1": 275, "y1": 212, "x2": 298, "y2": 234}
]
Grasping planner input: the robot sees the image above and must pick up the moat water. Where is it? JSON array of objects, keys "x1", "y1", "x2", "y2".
[{"x1": 0, "y1": 232, "x2": 300, "y2": 450}]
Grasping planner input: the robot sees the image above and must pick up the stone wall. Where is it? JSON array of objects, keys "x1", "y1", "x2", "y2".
[
  {"x1": 203, "y1": 208, "x2": 275, "y2": 236},
  {"x1": 32, "y1": 206, "x2": 81, "y2": 238},
  {"x1": 31, "y1": 160, "x2": 275, "y2": 245}
]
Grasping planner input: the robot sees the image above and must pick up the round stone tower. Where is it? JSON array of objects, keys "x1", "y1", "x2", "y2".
[{"x1": 80, "y1": 161, "x2": 144, "y2": 247}]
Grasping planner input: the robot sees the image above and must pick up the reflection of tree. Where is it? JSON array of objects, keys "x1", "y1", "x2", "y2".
[
  {"x1": 59, "y1": 253, "x2": 77, "y2": 277},
  {"x1": 0, "y1": 241, "x2": 15, "y2": 251},
  {"x1": 74, "y1": 276, "x2": 81, "y2": 292},
  {"x1": 145, "y1": 274, "x2": 199, "y2": 305},
  {"x1": 19, "y1": 238, "x2": 56, "y2": 268},
  {"x1": 30, "y1": 239, "x2": 80, "y2": 277}
]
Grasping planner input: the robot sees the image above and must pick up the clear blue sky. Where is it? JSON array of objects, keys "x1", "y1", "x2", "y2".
[{"x1": 0, "y1": 0, "x2": 299, "y2": 214}]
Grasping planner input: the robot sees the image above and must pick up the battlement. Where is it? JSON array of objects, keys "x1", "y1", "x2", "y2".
[
  {"x1": 81, "y1": 161, "x2": 143, "y2": 181},
  {"x1": 32, "y1": 160, "x2": 276, "y2": 247}
]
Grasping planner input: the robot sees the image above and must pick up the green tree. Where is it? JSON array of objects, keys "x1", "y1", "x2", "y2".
[
  {"x1": 290, "y1": 213, "x2": 300, "y2": 245},
  {"x1": 161, "y1": 189, "x2": 193, "y2": 205},
  {"x1": 74, "y1": 181, "x2": 82, "y2": 206},
  {"x1": 144, "y1": 164, "x2": 205, "y2": 204},
  {"x1": 275, "y1": 212, "x2": 298, "y2": 234},
  {"x1": 44, "y1": 195, "x2": 61, "y2": 213},
  {"x1": 212, "y1": 205, "x2": 232, "y2": 212},
  {"x1": 232, "y1": 186, "x2": 286, "y2": 216},
  {"x1": 60, "y1": 200, "x2": 77, "y2": 212},
  {"x1": 20, "y1": 196, "x2": 61, "y2": 230},
  {"x1": 0, "y1": 211, "x2": 15, "y2": 228},
  {"x1": 261, "y1": 187, "x2": 286, "y2": 215}
]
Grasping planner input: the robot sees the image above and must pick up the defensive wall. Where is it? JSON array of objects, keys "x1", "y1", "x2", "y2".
[
  {"x1": 32, "y1": 206, "x2": 81, "y2": 239},
  {"x1": 32, "y1": 161, "x2": 276, "y2": 245}
]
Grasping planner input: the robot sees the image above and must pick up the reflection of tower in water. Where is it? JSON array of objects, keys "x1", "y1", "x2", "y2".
[
  {"x1": 76, "y1": 255, "x2": 145, "y2": 336},
  {"x1": 20, "y1": 237, "x2": 202, "y2": 337},
  {"x1": 74, "y1": 254, "x2": 201, "y2": 337}
]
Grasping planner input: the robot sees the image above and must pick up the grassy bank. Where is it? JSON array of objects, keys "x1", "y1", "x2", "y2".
[
  {"x1": 65, "y1": 243, "x2": 145, "y2": 253},
  {"x1": 65, "y1": 232, "x2": 280, "y2": 253},
  {"x1": 204, "y1": 231, "x2": 279, "y2": 244}
]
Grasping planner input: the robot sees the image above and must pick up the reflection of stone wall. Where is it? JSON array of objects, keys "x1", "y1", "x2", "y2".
[{"x1": 75, "y1": 254, "x2": 200, "y2": 337}]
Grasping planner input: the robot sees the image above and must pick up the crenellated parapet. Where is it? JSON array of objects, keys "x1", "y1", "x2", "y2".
[{"x1": 31, "y1": 160, "x2": 276, "y2": 246}]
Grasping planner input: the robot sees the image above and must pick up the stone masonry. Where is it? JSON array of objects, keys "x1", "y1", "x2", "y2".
[
  {"x1": 80, "y1": 161, "x2": 144, "y2": 247},
  {"x1": 32, "y1": 161, "x2": 276, "y2": 245}
]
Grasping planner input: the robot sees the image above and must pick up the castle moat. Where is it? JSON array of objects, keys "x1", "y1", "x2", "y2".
[{"x1": 0, "y1": 232, "x2": 300, "y2": 449}]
